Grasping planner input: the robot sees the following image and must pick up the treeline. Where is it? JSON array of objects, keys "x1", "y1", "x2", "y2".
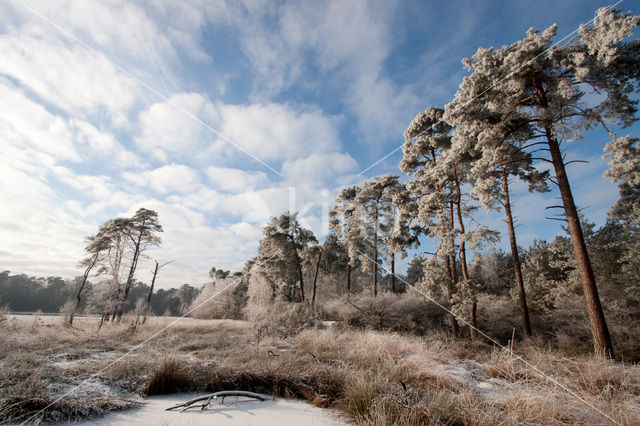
[
  {"x1": 194, "y1": 8, "x2": 640, "y2": 359},
  {"x1": 0, "y1": 271, "x2": 199, "y2": 317}
]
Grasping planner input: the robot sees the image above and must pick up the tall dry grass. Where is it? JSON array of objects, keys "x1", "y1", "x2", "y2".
[{"x1": 1, "y1": 314, "x2": 639, "y2": 424}]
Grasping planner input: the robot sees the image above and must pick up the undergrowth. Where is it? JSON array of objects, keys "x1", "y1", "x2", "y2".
[{"x1": 1, "y1": 315, "x2": 639, "y2": 425}]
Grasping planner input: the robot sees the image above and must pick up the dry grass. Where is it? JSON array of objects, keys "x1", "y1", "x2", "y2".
[{"x1": 1, "y1": 314, "x2": 639, "y2": 424}]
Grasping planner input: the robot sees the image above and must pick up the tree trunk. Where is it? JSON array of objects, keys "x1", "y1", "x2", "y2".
[
  {"x1": 391, "y1": 253, "x2": 396, "y2": 293},
  {"x1": 70, "y1": 251, "x2": 100, "y2": 326},
  {"x1": 452, "y1": 165, "x2": 475, "y2": 340},
  {"x1": 434, "y1": 149, "x2": 459, "y2": 336},
  {"x1": 98, "y1": 312, "x2": 106, "y2": 331},
  {"x1": 470, "y1": 298, "x2": 477, "y2": 338},
  {"x1": 311, "y1": 246, "x2": 323, "y2": 311},
  {"x1": 533, "y1": 76, "x2": 614, "y2": 358},
  {"x1": 443, "y1": 255, "x2": 460, "y2": 336},
  {"x1": 117, "y1": 230, "x2": 144, "y2": 320},
  {"x1": 373, "y1": 206, "x2": 379, "y2": 297},
  {"x1": 501, "y1": 166, "x2": 532, "y2": 337},
  {"x1": 448, "y1": 201, "x2": 458, "y2": 283},
  {"x1": 347, "y1": 263, "x2": 352, "y2": 292},
  {"x1": 110, "y1": 236, "x2": 124, "y2": 321},
  {"x1": 142, "y1": 260, "x2": 159, "y2": 325},
  {"x1": 290, "y1": 236, "x2": 305, "y2": 303}
]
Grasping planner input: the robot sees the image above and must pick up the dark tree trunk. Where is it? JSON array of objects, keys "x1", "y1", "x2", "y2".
[
  {"x1": 98, "y1": 312, "x2": 106, "y2": 331},
  {"x1": 347, "y1": 263, "x2": 352, "y2": 292},
  {"x1": 142, "y1": 260, "x2": 159, "y2": 325},
  {"x1": 447, "y1": 202, "x2": 461, "y2": 337},
  {"x1": 533, "y1": 76, "x2": 614, "y2": 358},
  {"x1": 117, "y1": 230, "x2": 144, "y2": 320},
  {"x1": 470, "y1": 299, "x2": 477, "y2": 338},
  {"x1": 373, "y1": 206, "x2": 379, "y2": 297},
  {"x1": 290, "y1": 236, "x2": 305, "y2": 303},
  {"x1": 501, "y1": 166, "x2": 532, "y2": 337},
  {"x1": 452, "y1": 165, "x2": 476, "y2": 340},
  {"x1": 311, "y1": 246, "x2": 323, "y2": 311},
  {"x1": 70, "y1": 251, "x2": 100, "y2": 326},
  {"x1": 391, "y1": 253, "x2": 396, "y2": 293},
  {"x1": 443, "y1": 255, "x2": 460, "y2": 337},
  {"x1": 448, "y1": 201, "x2": 458, "y2": 283},
  {"x1": 110, "y1": 236, "x2": 124, "y2": 321}
]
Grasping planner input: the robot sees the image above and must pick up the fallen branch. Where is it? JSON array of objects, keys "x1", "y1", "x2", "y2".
[{"x1": 165, "y1": 391, "x2": 271, "y2": 411}]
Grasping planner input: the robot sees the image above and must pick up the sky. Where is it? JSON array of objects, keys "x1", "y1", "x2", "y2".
[{"x1": 1, "y1": 0, "x2": 639, "y2": 289}]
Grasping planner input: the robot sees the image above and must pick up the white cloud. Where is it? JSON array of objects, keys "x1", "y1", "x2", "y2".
[
  {"x1": 123, "y1": 164, "x2": 202, "y2": 195},
  {"x1": 282, "y1": 152, "x2": 358, "y2": 183},
  {"x1": 0, "y1": 33, "x2": 139, "y2": 126},
  {"x1": 0, "y1": 79, "x2": 78, "y2": 162},
  {"x1": 166, "y1": 187, "x2": 222, "y2": 213},
  {"x1": 205, "y1": 166, "x2": 268, "y2": 192},
  {"x1": 216, "y1": 102, "x2": 343, "y2": 162},
  {"x1": 52, "y1": 166, "x2": 116, "y2": 200},
  {"x1": 135, "y1": 93, "x2": 218, "y2": 161},
  {"x1": 72, "y1": 120, "x2": 140, "y2": 168}
]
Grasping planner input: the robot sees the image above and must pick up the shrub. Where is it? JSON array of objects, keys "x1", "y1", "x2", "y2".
[
  {"x1": 322, "y1": 292, "x2": 447, "y2": 335},
  {"x1": 0, "y1": 305, "x2": 10, "y2": 323}
]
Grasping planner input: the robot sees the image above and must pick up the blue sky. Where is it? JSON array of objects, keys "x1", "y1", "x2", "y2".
[{"x1": 1, "y1": 0, "x2": 638, "y2": 288}]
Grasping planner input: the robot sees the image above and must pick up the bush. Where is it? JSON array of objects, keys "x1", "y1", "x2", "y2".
[
  {"x1": 59, "y1": 300, "x2": 76, "y2": 326},
  {"x1": 245, "y1": 301, "x2": 310, "y2": 342},
  {"x1": 322, "y1": 292, "x2": 447, "y2": 334},
  {"x1": 0, "y1": 305, "x2": 10, "y2": 323}
]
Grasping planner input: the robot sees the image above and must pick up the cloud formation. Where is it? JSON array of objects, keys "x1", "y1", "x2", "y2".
[{"x1": 0, "y1": 0, "x2": 629, "y2": 289}]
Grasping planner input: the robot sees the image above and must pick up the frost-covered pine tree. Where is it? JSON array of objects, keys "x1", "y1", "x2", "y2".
[
  {"x1": 457, "y1": 7, "x2": 639, "y2": 357},
  {"x1": 381, "y1": 182, "x2": 419, "y2": 293},
  {"x1": 71, "y1": 225, "x2": 113, "y2": 325},
  {"x1": 400, "y1": 106, "x2": 460, "y2": 334},
  {"x1": 330, "y1": 186, "x2": 367, "y2": 292},
  {"x1": 256, "y1": 212, "x2": 317, "y2": 303},
  {"x1": 354, "y1": 175, "x2": 405, "y2": 297},
  {"x1": 605, "y1": 136, "x2": 640, "y2": 226},
  {"x1": 115, "y1": 208, "x2": 162, "y2": 320},
  {"x1": 445, "y1": 75, "x2": 548, "y2": 337},
  {"x1": 435, "y1": 122, "x2": 500, "y2": 340}
]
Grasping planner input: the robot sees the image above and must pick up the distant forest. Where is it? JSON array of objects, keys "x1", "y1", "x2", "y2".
[{"x1": 0, "y1": 270, "x2": 199, "y2": 317}]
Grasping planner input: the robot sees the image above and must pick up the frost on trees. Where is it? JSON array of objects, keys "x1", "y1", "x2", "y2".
[
  {"x1": 445, "y1": 58, "x2": 549, "y2": 337},
  {"x1": 451, "y1": 7, "x2": 640, "y2": 357},
  {"x1": 255, "y1": 213, "x2": 317, "y2": 303},
  {"x1": 400, "y1": 106, "x2": 462, "y2": 336}
]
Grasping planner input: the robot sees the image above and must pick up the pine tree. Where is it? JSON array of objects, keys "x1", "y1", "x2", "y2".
[
  {"x1": 401, "y1": 106, "x2": 460, "y2": 335},
  {"x1": 445, "y1": 73, "x2": 549, "y2": 337},
  {"x1": 116, "y1": 208, "x2": 162, "y2": 320},
  {"x1": 455, "y1": 7, "x2": 639, "y2": 356},
  {"x1": 70, "y1": 227, "x2": 112, "y2": 325},
  {"x1": 355, "y1": 175, "x2": 405, "y2": 297},
  {"x1": 330, "y1": 186, "x2": 367, "y2": 293},
  {"x1": 256, "y1": 213, "x2": 317, "y2": 303}
]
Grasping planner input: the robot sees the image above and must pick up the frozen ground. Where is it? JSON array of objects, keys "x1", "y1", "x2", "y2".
[{"x1": 70, "y1": 393, "x2": 348, "y2": 425}]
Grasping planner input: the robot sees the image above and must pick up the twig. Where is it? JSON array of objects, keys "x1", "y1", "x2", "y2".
[{"x1": 165, "y1": 391, "x2": 271, "y2": 411}]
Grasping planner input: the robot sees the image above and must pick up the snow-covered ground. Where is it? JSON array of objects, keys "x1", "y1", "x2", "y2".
[{"x1": 71, "y1": 393, "x2": 348, "y2": 425}]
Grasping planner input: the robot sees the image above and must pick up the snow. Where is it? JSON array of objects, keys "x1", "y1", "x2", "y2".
[
  {"x1": 72, "y1": 393, "x2": 348, "y2": 425},
  {"x1": 445, "y1": 359, "x2": 513, "y2": 397}
]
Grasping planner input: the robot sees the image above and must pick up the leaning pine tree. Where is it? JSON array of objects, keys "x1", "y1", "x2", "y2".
[{"x1": 458, "y1": 7, "x2": 640, "y2": 357}]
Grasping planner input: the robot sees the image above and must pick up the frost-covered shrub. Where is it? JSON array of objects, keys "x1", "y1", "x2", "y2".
[
  {"x1": 190, "y1": 278, "x2": 247, "y2": 320},
  {"x1": 59, "y1": 300, "x2": 76, "y2": 326},
  {"x1": 0, "y1": 305, "x2": 10, "y2": 323},
  {"x1": 322, "y1": 292, "x2": 446, "y2": 335}
]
